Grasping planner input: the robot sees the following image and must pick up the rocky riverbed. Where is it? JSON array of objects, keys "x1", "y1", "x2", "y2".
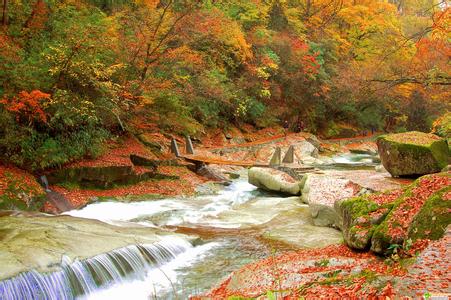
[{"x1": 0, "y1": 131, "x2": 449, "y2": 299}]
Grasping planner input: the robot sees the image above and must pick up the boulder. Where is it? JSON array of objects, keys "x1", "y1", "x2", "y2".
[
  {"x1": 371, "y1": 173, "x2": 451, "y2": 254},
  {"x1": 304, "y1": 133, "x2": 323, "y2": 152},
  {"x1": 336, "y1": 172, "x2": 451, "y2": 254},
  {"x1": 293, "y1": 140, "x2": 319, "y2": 158},
  {"x1": 377, "y1": 131, "x2": 449, "y2": 177},
  {"x1": 248, "y1": 167, "x2": 301, "y2": 195},
  {"x1": 0, "y1": 166, "x2": 47, "y2": 211},
  {"x1": 196, "y1": 165, "x2": 230, "y2": 182},
  {"x1": 335, "y1": 189, "x2": 403, "y2": 250},
  {"x1": 301, "y1": 174, "x2": 361, "y2": 227},
  {"x1": 136, "y1": 133, "x2": 165, "y2": 153}
]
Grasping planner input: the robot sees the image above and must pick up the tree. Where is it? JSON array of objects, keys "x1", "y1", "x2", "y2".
[
  {"x1": 1, "y1": 0, "x2": 7, "y2": 27},
  {"x1": 0, "y1": 90, "x2": 49, "y2": 126}
]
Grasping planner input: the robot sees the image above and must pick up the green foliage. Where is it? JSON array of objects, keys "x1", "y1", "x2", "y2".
[
  {"x1": 0, "y1": 172, "x2": 46, "y2": 211},
  {"x1": 432, "y1": 112, "x2": 451, "y2": 138},
  {"x1": 357, "y1": 105, "x2": 384, "y2": 130},
  {"x1": 0, "y1": 96, "x2": 108, "y2": 169},
  {"x1": 14, "y1": 127, "x2": 108, "y2": 170}
]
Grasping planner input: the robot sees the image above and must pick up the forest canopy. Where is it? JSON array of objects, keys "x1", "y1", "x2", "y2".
[{"x1": 0, "y1": 0, "x2": 449, "y2": 170}]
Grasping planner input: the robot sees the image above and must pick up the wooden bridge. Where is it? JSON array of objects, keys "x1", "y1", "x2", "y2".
[
  {"x1": 172, "y1": 137, "x2": 317, "y2": 179},
  {"x1": 181, "y1": 155, "x2": 268, "y2": 168}
]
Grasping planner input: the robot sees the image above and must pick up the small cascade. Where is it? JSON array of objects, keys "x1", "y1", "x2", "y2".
[{"x1": 0, "y1": 237, "x2": 192, "y2": 300}]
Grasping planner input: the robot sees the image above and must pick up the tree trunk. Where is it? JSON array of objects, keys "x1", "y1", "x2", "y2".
[
  {"x1": 305, "y1": 0, "x2": 311, "y2": 17},
  {"x1": 2, "y1": 0, "x2": 8, "y2": 27}
]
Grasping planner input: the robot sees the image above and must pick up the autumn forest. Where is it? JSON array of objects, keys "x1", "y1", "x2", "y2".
[
  {"x1": 0, "y1": 0, "x2": 449, "y2": 170},
  {"x1": 0, "y1": 0, "x2": 450, "y2": 299}
]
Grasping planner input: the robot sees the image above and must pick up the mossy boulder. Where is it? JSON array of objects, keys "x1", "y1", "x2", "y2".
[
  {"x1": 335, "y1": 189, "x2": 402, "y2": 250},
  {"x1": 371, "y1": 173, "x2": 450, "y2": 254},
  {"x1": 377, "y1": 131, "x2": 449, "y2": 177},
  {"x1": 336, "y1": 173, "x2": 451, "y2": 255}
]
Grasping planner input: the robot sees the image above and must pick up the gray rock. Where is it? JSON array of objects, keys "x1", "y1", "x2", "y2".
[
  {"x1": 375, "y1": 164, "x2": 387, "y2": 173},
  {"x1": 248, "y1": 167, "x2": 301, "y2": 195},
  {"x1": 301, "y1": 174, "x2": 359, "y2": 227}
]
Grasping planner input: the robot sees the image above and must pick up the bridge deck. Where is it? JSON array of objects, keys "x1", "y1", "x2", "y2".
[
  {"x1": 181, "y1": 155, "x2": 270, "y2": 167},
  {"x1": 181, "y1": 155, "x2": 316, "y2": 173}
]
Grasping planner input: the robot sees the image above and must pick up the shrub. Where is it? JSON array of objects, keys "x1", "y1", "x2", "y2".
[{"x1": 0, "y1": 123, "x2": 108, "y2": 170}]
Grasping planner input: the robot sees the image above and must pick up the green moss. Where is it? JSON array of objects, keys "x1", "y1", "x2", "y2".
[
  {"x1": 371, "y1": 173, "x2": 450, "y2": 254},
  {"x1": 341, "y1": 195, "x2": 379, "y2": 219},
  {"x1": 339, "y1": 191, "x2": 404, "y2": 250},
  {"x1": 377, "y1": 132, "x2": 449, "y2": 176},
  {"x1": 408, "y1": 185, "x2": 451, "y2": 241},
  {"x1": 429, "y1": 140, "x2": 450, "y2": 169}
]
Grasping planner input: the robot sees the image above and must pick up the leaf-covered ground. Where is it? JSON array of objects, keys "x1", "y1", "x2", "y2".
[
  {"x1": 47, "y1": 166, "x2": 207, "y2": 210},
  {"x1": 65, "y1": 136, "x2": 158, "y2": 168},
  {"x1": 0, "y1": 164, "x2": 46, "y2": 210},
  {"x1": 195, "y1": 231, "x2": 450, "y2": 299}
]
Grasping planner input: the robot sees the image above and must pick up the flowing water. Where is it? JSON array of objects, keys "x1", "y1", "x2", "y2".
[
  {"x1": 1, "y1": 155, "x2": 377, "y2": 299},
  {"x1": 61, "y1": 180, "x2": 291, "y2": 299}
]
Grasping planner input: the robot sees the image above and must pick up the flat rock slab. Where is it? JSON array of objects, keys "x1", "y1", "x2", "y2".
[
  {"x1": 302, "y1": 170, "x2": 405, "y2": 227},
  {"x1": 324, "y1": 170, "x2": 405, "y2": 192},
  {"x1": 261, "y1": 208, "x2": 342, "y2": 249},
  {"x1": 0, "y1": 214, "x2": 187, "y2": 281},
  {"x1": 302, "y1": 174, "x2": 359, "y2": 227}
]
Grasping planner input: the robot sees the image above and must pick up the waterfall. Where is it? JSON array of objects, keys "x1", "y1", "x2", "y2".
[{"x1": 0, "y1": 237, "x2": 192, "y2": 300}]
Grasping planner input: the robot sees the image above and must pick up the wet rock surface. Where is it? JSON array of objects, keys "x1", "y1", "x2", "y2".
[{"x1": 0, "y1": 214, "x2": 184, "y2": 281}]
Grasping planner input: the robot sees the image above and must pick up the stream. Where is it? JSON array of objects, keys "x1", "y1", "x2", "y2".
[
  {"x1": 62, "y1": 177, "x2": 341, "y2": 299},
  {"x1": 0, "y1": 153, "x2": 378, "y2": 300}
]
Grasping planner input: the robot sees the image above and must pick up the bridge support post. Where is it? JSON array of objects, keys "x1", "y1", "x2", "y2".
[
  {"x1": 269, "y1": 147, "x2": 281, "y2": 166},
  {"x1": 171, "y1": 138, "x2": 181, "y2": 157},
  {"x1": 282, "y1": 145, "x2": 294, "y2": 164},
  {"x1": 185, "y1": 135, "x2": 195, "y2": 155}
]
